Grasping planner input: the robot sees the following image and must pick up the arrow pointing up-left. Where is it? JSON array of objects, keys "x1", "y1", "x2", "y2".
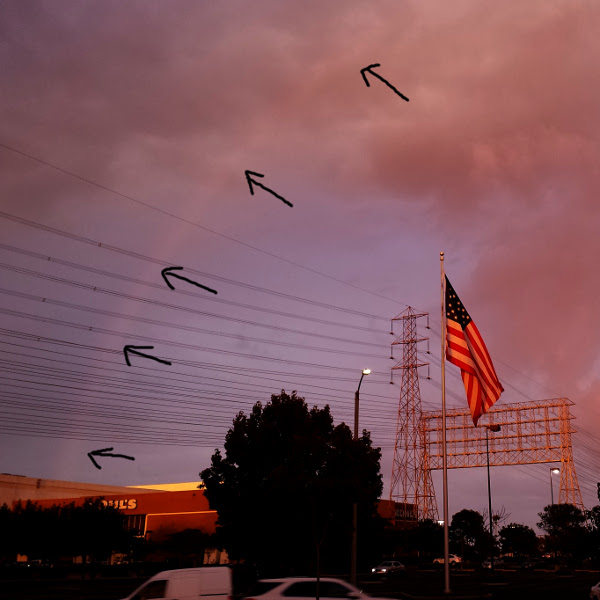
[
  {"x1": 161, "y1": 267, "x2": 218, "y2": 294},
  {"x1": 245, "y1": 170, "x2": 293, "y2": 207},
  {"x1": 360, "y1": 63, "x2": 409, "y2": 102},
  {"x1": 88, "y1": 447, "x2": 135, "y2": 470},
  {"x1": 123, "y1": 345, "x2": 172, "y2": 367}
]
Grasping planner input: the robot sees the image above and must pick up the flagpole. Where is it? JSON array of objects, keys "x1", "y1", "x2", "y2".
[{"x1": 440, "y1": 252, "x2": 451, "y2": 595}]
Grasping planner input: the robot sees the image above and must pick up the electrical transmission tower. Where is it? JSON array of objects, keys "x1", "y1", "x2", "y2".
[{"x1": 389, "y1": 307, "x2": 438, "y2": 520}]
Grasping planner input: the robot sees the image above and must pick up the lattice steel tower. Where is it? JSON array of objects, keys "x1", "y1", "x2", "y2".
[
  {"x1": 389, "y1": 307, "x2": 438, "y2": 520},
  {"x1": 420, "y1": 398, "x2": 583, "y2": 509}
]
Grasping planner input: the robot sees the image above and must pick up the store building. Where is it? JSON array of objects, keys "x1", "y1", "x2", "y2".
[
  {"x1": 6, "y1": 474, "x2": 416, "y2": 544},
  {"x1": 4, "y1": 475, "x2": 210, "y2": 542},
  {"x1": 377, "y1": 498, "x2": 418, "y2": 527},
  {"x1": 28, "y1": 488, "x2": 215, "y2": 542}
]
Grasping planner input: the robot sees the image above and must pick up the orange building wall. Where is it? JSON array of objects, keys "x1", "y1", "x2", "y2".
[
  {"x1": 103, "y1": 490, "x2": 211, "y2": 514},
  {"x1": 146, "y1": 511, "x2": 217, "y2": 540},
  {"x1": 377, "y1": 499, "x2": 417, "y2": 527}
]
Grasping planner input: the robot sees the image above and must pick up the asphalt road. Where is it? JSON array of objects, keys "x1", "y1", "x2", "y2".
[
  {"x1": 362, "y1": 567, "x2": 599, "y2": 600},
  {"x1": 1, "y1": 567, "x2": 598, "y2": 600}
]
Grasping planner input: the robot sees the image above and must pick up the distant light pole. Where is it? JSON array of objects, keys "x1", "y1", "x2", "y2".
[
  {"x1": 351, "y1": 368, "x2": 371, "y2": 587},
  {"x1": 484, "y1": 423, "x2": 501, "y2": 571},
  {"x1": 550, "y1": 467, "x2": 560, "y2": 505}
]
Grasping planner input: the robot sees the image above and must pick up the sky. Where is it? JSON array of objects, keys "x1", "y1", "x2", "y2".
[{"x1": 1, "y1": 0, "x2": 599, "y2": 532}]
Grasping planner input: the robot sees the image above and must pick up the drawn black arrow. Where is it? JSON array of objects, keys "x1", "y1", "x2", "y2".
[
  {"x1": 123, "y1": 345, "x2": 172, "y2": 367},
  {"x1": 161, "y1": 266, "x2": 218, "y2": 294},
  {"x1": 245, "y1": 170, "x2": 293, "y2": 207},
  {"x1": 360, "y1": 63, "x2": 409, "y2": 102},
  {"x1": 88, "y1": 447, "x2": 135, "y2": 470}
]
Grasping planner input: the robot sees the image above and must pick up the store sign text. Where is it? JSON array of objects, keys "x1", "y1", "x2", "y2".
[{"x1": 101, "y1": 499, "x2": 137, "y2": 510}]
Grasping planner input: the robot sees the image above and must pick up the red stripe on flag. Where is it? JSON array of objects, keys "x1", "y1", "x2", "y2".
[
  {"x1": 465, "y1": 324, "x2": 498, "y2": 378},
  {"x1": 465, "y1": 325, "x2": 503, "y2": 395},
  {"x1": 445, "y1": 278, "x2": 503, "y2": 426},
  {"x1": 464, "y1": 326, "x2": 503, "y2": 399}
]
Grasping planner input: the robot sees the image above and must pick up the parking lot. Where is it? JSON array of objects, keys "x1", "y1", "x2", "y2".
[
  {"x1": 363, "y1": 566, "x2": 600, "y2": 600},
  {"x1": 1, "y1": 566, "x2": 599, "y2": 600}
]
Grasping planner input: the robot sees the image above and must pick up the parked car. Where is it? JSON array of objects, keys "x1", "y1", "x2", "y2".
[
  {"x1": 433, "y1": 554, "x2": 461, "y2": 564},
  {"x1": 520, "y1": 557, "x2": 544, "y2": 570},
  {"x1": 120, "y1": 566, "x2": 231, "y2": 600},
  {"x1": 482, "y1": 557, "x2": 504, "y2": 569},
  {"x1": 590, "y1": 580, "x2": 600, "y2": 600},
  {"x1": 25, "y1": 559, "x2": 53, "y2": 569},
  {"x1": 371, "y1": 560, "x2": 405, "y2": 575},
  {"x1": 242, "y1": 578, "x2": 391, "y2": 600}
]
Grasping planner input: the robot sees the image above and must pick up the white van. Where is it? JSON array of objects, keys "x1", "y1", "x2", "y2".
[{"x1": 121, "y1": 566, "x2": 232, "y2": 600}]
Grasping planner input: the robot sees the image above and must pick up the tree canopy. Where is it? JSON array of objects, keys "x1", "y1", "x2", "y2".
[
  {"x1": 449, "y1": 509, "x2": 488, "y2": 559},
  {"x1": 0, "y1": 498, "x2": 132, "y2": 562},
  {"x1": 537, "y1": 503, "x2": 587, "y2": 560},
  {"x1": 200, "y1": 391, "x2": 384, "y2": 575},
  {"x1": 402, "y1": 519, "x2": 444, "y2": 558},
  {"x1": 499, "y1": 523, "x2": 538, "y2": 557}
]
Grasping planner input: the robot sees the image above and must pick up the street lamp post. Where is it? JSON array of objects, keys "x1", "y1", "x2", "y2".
[
  {"x1": 550, "y1": 467, "x2": 560, "y2": 505},
  {"x1": 484, "y1": 423, "x2": 501, "y2": 571},
  {"x1": 351, "y1": 368, "x2": 371, "y2": 587}
]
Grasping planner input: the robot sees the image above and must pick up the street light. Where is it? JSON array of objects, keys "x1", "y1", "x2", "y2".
[
  {"x1": 483, "y1": 423, "x2": 501, "y2": 571},
  {"x1": 550, "y1": 467, "x2": 560, "y2": 505},
  {"x1": 351, "y1": 368, "x2": 370, "y2": 587},
  {"x1": 354, "y1": 369, "x2": 371, "y2": 441}
]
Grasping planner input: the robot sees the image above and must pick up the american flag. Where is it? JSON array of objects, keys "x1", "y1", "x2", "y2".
[{"x1": 445, "y1": 276, "x2": 504, "y2": 426}]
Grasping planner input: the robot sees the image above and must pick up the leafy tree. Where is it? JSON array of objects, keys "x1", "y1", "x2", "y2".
[
  {"x1": 537, "y1": 503, "x2": 587, "y2": 560},
  {"x1": 450, "y1": 509, "x2": 488, "y2": 559},
  {"x1": 7, "y1": 498, "x2": 132, "y2": 561},
  {"x1": 11, "y1": 500, "x2": 54, "y2": 558},
  {"x1": 404, "y1": 519, "x2": 443, "y2": 558},
  {"x1": 65, "y1": 498, "x2": 132, "y2": 560},
  {"x1": 155, "y1": 528, "x2": 217, "y2": 566},
  {"x1": 200, "y1": 391, "x2": 384, "y2": 575},
  {"x1": 499, "y1": 523, "x2": 538, "y2": 557},
  {"x1": 0, "y1": 503, "x2": 16, "y2": 560},
  {"x1": 584, "y1": 505, "x2": 600, "y2": 562}
]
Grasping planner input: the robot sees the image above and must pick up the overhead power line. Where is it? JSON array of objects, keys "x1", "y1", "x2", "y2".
[
  {"x1": 0, "y1": 334, "x2": 447, "y2": 426},
  {"x1": 0, "y1": 422, "x2": 223, "y2": 446},
  {"x1": 0, "y1": 241, "x2": 390, "y2": 329},
  {"x1": 0, "y1": 258, "x2": 388, "y2": 344},
  {"x1": 0, "y1": 287, "x2": 387, "y2": 359},
  {"x1": 0, "y1": 306, "x2": 389, "y2": 371},
  {"x1": 0, "y1": 348, "x2": 400, "y2": 411},
  {"x1": 0, "y1": 333, "x2": 391, "y2": 388},
  {"x1": 0, "y1": 328, "x2": 444, "y2": 415},
  {"x1": 0, "y1": 327, "x2": 391, "y2": 378},
  {"x1": 0, "y1": 366, "x2": 398, "y2": 424},
  {"x1": 0, "y1": 142, "x2": 402, "y2": 304}
]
